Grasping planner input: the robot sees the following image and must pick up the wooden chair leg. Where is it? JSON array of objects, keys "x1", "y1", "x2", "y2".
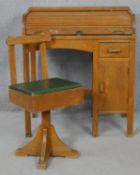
[
  {"x1": 92, "y1": 110, "x2": 98, "y2": 137},
  {"x1": 127, "y1": 111, "x2": 133, "y2": 137},
  {"x1": 25, "y1": 111, "x2": 32, "y2": 137},
  {"x1": 16, "y1": 110, "x2": 79, "y2": 169},
  {"x1": 121, "y1": 113, "x2": 127, "y2": 118},
  {"x1": 32, "y1": 113, "x2": 38, "y2": 118}
]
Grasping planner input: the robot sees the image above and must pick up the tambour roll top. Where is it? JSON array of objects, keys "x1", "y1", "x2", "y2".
[{"x1": 23, "y1": 7, "x2": 135, "y2": 36}]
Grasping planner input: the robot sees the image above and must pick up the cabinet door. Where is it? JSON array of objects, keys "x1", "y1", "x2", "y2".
[{"x1": 98, "y1": 60, "x2": 129, "y2": 112}]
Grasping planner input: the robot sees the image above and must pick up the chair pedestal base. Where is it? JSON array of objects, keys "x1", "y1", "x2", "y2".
[{"x1": 16, "y1": 125, "x2": 79, "y2": 169}]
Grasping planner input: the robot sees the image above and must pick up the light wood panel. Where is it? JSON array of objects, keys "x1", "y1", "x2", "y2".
[{"x1": 98, "y1": 60, "x2": 129, "y2": 111}]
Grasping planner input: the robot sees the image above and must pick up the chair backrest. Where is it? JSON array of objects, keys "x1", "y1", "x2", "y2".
[{"x1": 6, "y1": 34, "x2": 51, "y2": 85}]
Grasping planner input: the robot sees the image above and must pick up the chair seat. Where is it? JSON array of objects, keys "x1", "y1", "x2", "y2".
[{"x1": 9, "y1": 78, "x2": 82, "y2": 95}]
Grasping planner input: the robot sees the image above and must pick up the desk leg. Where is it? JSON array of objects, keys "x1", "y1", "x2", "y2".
[
  {"x1": 127, "y1": 41, "x2": 135, "y2": 137},
  {"x1": 16, "y1": 111, "x2": 79, "y2": 169},
  {"x1": 91, "y1": 50, "x2": 99, "y2": 137}
]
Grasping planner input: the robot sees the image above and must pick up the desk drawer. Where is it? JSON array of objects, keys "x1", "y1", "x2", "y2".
[{"x1": 99, "y1": 43, "x2": 129, "y2": 58}]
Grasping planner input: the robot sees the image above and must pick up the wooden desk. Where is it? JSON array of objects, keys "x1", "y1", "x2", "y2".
[{"x1": 23, "y1": 7, "x2": 136, "y2": 137}]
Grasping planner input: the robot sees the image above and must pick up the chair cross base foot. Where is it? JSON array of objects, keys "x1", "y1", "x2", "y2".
[
  {"x1": 16, "y1": 124, "x2": 79, "y2": 169},
  {"x1": 38, "y1": 160, "x2": 48, "y2": 169},
  {"x1": 127, "y1": 133, "x2": 133, "y2": 138}
]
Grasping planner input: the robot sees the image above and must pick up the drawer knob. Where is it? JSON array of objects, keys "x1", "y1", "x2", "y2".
[
  {"x1": 113, "y1": 31, "x2": 124, "y2": 35},
  {"x1": 48, "y1": 29, "x2": 58, "y2": 34},
  {"x1": 76, "y1": 30, "x2": 83, "y2": 36},
  {"x1": 108, "y1": 48, "x2": 121, "y2": 53}
]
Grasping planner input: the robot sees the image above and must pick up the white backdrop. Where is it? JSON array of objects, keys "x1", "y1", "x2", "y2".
[{"x1": 0, "y1": 0, "x2": 139, "y2": 112}]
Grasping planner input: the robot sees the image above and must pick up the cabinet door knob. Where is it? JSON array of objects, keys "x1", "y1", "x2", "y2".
[{"x1": 99, "y1": 82, "x2": 105, "y2": 94}]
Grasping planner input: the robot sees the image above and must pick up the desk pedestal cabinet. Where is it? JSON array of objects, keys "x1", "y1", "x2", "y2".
[
  {"x1": 94, "y1": 40, "x2": 135, "y2": 137},
  {"x1": 23, "y1": 7, "x2": 136, "y2": 136}
]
